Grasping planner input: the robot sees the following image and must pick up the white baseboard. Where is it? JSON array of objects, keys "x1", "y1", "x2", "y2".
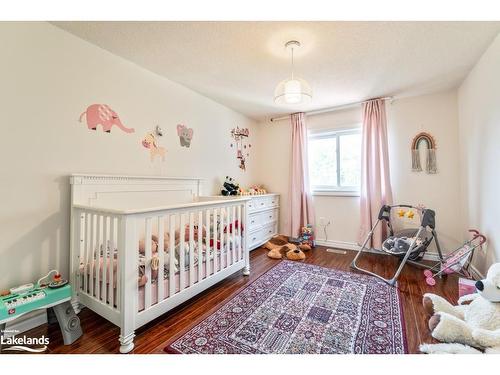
[
  {"x1": 315, "y1": 240, "x2": 486, "y2": 280},
  {"x1": 315, "y1": 239, "x2": 360, "y2": 251},
  {"x1": 315, "y1": 239, "x2": 385, "y2": 256},
  {"x1": 3, "y1": 311, "x2": 48, "y2": 338},
  {"x1": 422, "y1": 252, "x2": 441, "y2": 261}
]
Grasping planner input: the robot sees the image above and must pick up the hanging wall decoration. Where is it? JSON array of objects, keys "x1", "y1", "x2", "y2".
[
  {"x1": 176, "y1": 124, "x2": 194, "y2": 147},
  {"x1": 142, "y1": 132, "x2": 166, "y2": 162},
  {"x1": 79, "y1": 104, "x2": 135, "y2": 133},
  {"x1": 411, "y1": 132, "x2": 437, "y2": 174},
  {"x1": 230, "y1": 126, "x2": 251, "y2": 171}
]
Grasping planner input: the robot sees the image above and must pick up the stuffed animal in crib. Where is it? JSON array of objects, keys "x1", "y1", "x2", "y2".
[
  {"x1": 264, "y1": 235, "x2": 306, "y2": 261},
  {"x1": 139, "y1": 236, "x2": 159, "y2": 254},
  {"x1": 420, "y1": 262, "x2": 500, "y2": 354},
  {"x1": 179, "y1": 224, "x2": 207, "y2": 243}
]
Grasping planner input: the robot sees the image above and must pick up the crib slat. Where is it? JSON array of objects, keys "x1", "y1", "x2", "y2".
[
  {"x1": 84, "y1": 213, "x2": 91, "y2": 293},
  {"x1": 226, "y1": 207, "x2": 231, "y2": 267},
  {"x1": 158, "y1": 216, "x2": 165, "y2": 302},
  {"x1": 179, "y1": 213, "x2": 186, "y2": 291},
  {"x1": 89, "y1": 214, "x2": 96, "y2": 297},
  {"x1": 198, "y1": 211, "x2": 203, "y2": 283},
  {"x1": 189, "y1": 212, "x2": 195, "y2": 287},
  {"x1": 213, "y1": 208, "x2": 218, "y2": 273},
  {"x1": 95, "y1": 215, "x2": 102, "y2": 301},
  {"x1": 205, "y1": 209, "x2": 211, "y2": 277},
  {"x1": 73, "y1": 212, "x2": 84, "y2": 296},
  {"x1": 109, "y1": 216, "x2": 115, "y2": 308},
  {"x1": 232, "y1": 205, "x2": 236, "y2": 265},
  {"x1": 221, "y1": 208, "x2": 226, "y2": 269},
  {"x1": 102, "y1": 215, "x2": 108, "y2": 304},
  {"x1": 144, "y1": 217, "x2": 152, "y2": 309},
  {"x1": 169, "y1": 215, "x2": 176, "y2": 297},
  {"x1": 115, "y1": 217, "x2": 121, "y2": 310},
  {"x1": 238, "y1": 205, "x2": 244, "y2": 260}
]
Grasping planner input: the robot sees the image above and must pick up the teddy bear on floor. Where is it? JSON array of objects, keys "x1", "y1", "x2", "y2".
[
  {"x1": 264, "y1": 234, "x2": 306, "y2": 261},
  {"x1": 420, "y1": 262, "x2": 500, "y2": 354}
]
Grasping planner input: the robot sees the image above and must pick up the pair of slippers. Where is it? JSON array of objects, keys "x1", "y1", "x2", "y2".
[{"x1": 263, "y1": 234, "x2": 311, "y2": 261}]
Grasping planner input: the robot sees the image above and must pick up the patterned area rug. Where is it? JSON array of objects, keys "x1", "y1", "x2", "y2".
[{"x1": 164, "y1": 261, "x2": 407, "y2": 354}]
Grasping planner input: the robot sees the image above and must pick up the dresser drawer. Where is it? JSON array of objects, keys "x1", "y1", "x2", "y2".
[
  {"x1": 266, "y1": 195, "x2": 279, "y2": 207},
  {"x1": 248, "y1": 213, "x2": 261, "y2": 230},
  {"x1": 248, "y1": 228, "x2": 264, "y2": 249},
  {"x1": 261, "y1": 222, "x2": 278, "y2": 241},
  {"x1": 250, "y1": 195, "x2": 279, "y2": 212},
  {"x1": 252, "y1": 197, "x2": 268, "y2": 211},
  {"x1": 258, "y1": 208, "x2": 278, "y2": 225}
]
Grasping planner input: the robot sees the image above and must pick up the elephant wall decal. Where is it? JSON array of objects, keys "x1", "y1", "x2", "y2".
[
  {"x1": 79, "y1": 104, "x2": 135, "y2": 134},
  {"x1": 176, "y1": 124, "x2": 193, "y2": 147}
]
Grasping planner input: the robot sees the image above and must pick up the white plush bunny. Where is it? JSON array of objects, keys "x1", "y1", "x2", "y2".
[{"x1": 420, "y1": 263, "x2": 500, "y2": 354}]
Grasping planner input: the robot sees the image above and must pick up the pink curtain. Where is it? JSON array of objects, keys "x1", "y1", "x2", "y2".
[
  {"x1": 288, "y1": 113, "x2": 315, "y2": 238},
  {"x1": 359, "y1": 99, "x2": 393, "y2": 249}
]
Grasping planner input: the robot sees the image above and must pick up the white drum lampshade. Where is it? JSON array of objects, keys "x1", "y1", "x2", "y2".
[{"x1": 274, "y1": 77, "x2": 312, "y2": 104}]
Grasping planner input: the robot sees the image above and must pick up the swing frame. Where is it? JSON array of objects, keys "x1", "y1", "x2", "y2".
[{"x1": 351, "y1": 205, "x2": 444, "y2": 286}]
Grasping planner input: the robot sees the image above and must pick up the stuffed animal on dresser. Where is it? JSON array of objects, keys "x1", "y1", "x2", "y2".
[
  {"x1": 221, "y1": 176, "x2": 239, "y2": 196},
  {"x1": 420, "y1": 262, "x2": 500, "y2": 354}
]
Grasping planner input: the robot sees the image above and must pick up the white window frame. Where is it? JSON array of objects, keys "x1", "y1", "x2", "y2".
[{"x1": 308, "y1": 126, "x2": 362, "y2": 196}]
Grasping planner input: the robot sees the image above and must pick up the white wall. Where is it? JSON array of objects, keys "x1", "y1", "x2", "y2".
[
  {"x1": 458, "y1": 34, "x2": 500, "y2": 275},
  {"x1": 388, "y1": 91, "x2": 463, "y2": 253},
  {"x1": 255, "y1": 90, "x2": 463, "y2": 253},
  {"x1": 0, "y1": 22, "x2": 258, "y2": 289}
]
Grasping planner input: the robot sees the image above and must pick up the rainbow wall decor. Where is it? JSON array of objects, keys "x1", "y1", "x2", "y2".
[{"x1": 411, "y1": 132, "x2": 437, "y2": 174}]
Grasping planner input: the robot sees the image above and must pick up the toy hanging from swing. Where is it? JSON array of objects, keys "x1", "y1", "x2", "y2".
[{"x1": 411, "y1": 132, "x2": 437, "y2": 174}]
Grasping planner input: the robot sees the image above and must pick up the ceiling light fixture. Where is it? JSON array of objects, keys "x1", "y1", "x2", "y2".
[{"x1": 274, "y1": 40, "x2": 312, "y2": 105}]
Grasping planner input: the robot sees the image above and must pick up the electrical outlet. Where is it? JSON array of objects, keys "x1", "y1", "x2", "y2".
[{"x1": 319, "y1": 217, "x2": 332, "y2": 226}]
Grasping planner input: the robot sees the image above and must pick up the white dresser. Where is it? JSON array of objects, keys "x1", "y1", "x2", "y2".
[{"x1": 246, "y1": 194, "x2": 280, "y2": 250}]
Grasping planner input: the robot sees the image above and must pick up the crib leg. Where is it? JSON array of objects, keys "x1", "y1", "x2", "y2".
[
  {"x1": 119, "y1": 330, "x2": 135, "y2": 354},
  {"x1": 242, "y1": 245, "x2": 250, "y2": 276},
  {"x1": 243, "y1": 266, "x2": 250, "y2": 276}
]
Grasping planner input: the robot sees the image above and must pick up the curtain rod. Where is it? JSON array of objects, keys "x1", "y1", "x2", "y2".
[{"x1": 269, "y1": 96, "x2": 394, "y2": 122}]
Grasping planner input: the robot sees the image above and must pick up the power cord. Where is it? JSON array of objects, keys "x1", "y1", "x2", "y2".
[{"x1": 318, "y1": 221, "x2": 331, "y2": 242}]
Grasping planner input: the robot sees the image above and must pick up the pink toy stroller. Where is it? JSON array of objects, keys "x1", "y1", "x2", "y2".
[{"x1": 423, "y1": 229, "x2": 486, "y2": 286}]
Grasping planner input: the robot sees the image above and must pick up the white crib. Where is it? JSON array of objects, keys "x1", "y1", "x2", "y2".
[{"x1": 69, "y1": 174, "x2": 250, "y2": 353}]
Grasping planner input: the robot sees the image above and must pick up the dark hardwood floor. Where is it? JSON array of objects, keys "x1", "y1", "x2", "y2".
[{"x1": 16, "y1": 246, "x2": 458, "y2": 354}]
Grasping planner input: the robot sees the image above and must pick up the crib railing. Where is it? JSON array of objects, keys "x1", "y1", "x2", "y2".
[{"x1": 71, "y1": 198, "x2": 249, "y2": 328}]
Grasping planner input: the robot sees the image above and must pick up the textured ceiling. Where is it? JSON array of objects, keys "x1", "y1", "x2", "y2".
[{"x1": 53, "y1": 21, "x2": 500, "y2": 120}]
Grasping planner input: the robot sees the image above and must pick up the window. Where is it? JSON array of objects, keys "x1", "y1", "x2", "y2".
[{"x1": 308, "y1": 128, "x2": 362, "y2": 194}]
